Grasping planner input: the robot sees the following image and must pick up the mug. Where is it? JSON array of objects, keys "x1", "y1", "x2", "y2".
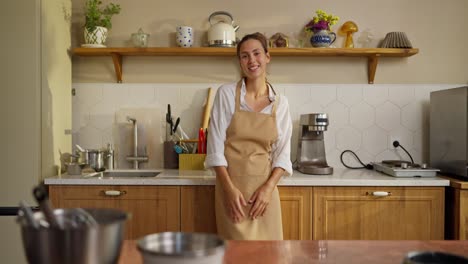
[{"x1": 176, "y1": 26, "x2": 193, "y2": 48}]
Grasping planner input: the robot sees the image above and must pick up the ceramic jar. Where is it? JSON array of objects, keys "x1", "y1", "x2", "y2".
[
  {"x1": 310, "y1": 30, "x2": 336, "y2": 48},
  {"x1": 176, "y1": 26, "x2": 193, "y2": 48}
]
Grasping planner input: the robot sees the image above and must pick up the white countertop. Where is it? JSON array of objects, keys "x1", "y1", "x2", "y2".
[{"x1": 44, "y1": 168, "x2": 450, "y2": 187}]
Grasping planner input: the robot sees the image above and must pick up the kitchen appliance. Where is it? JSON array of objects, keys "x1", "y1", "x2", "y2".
[
  {"x1": 373, "y1": 161, "x2": 439, "y2": 177},
  {"x1": 207, "y1": 11, "x2": 239, "y2": 47},
  {"x1": 137, "y1": 232, "x2": 225, "y2": 264},
  {"x1": 430, "y1": 86, "x2": 468, "y2": 179},
  {"x1": 296, "y1": 113, "x2": 333, "y2": 175}
]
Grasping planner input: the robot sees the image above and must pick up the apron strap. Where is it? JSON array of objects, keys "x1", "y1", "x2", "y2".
[
  {"x1": 271, "y1": 95, "x2": 279, "y2": 118},
  {"x1": 235, "y1": 80, "x2": 242, "y2": 112}
]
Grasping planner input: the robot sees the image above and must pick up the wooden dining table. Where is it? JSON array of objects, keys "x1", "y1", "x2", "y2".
[{"x1": 118, "y1": 240, "x2": 468, "y2": 264}]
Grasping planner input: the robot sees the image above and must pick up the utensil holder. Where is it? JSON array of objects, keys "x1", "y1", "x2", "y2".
[
  {"x1": 164, "y1": 141, "x2": 179, "y2": 169},
  {"x1": 179, "y1": 154, "x2": 206, "y2": 170}
]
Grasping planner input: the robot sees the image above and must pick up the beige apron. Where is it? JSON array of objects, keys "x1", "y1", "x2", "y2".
[{"x1": 215, "y1": 81, "x2": 283, "y2": 240}]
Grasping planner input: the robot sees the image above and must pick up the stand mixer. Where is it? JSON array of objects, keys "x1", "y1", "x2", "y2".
[{"x1": 296, "y1": 113, "x2": 333, "y2": 175}]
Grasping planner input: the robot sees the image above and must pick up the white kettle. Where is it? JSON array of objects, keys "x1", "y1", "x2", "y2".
[{"x1": 207, "y1": 11, "x2": 240, "y2": 47}]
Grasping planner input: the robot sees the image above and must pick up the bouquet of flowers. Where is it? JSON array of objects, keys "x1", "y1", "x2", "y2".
[{"x1": 305, "y1": 9, "x2": 339, "y2": 33}]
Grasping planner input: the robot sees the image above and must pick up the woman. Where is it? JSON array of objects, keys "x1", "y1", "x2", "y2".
[{"x1": 205, "y1": 32, "x2": 293, "y2": 240}]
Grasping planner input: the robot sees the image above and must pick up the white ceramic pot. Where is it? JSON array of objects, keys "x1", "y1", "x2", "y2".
[{"x1": 84, "y1": 26, "x2": 108, "y2": 47}]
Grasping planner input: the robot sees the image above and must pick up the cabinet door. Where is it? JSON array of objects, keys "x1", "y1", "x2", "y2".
[
  {"x1": 313, "y1": 187, "x2": 444, "y2": 240},
  {"x1": 279, "y1": 186, "x2": 312, "y2": 240},
  {"x1": 459, "y1": 189, "x2": 468, "y2": 240},
  {"x1": 446, "y1": 188, "x2": 468, "y2": 240},
  {"x1": 49, "y1": 185, "x2": 180, "y2": 239},
  {"x1": 180, "y1": 186, "x2": 313, "y2": 240},
  {"x1": 180, "y1": 186, "x2": 217, "y2": 233}
]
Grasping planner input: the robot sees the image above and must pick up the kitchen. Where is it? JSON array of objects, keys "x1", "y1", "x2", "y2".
[{"x1": 2, "y1": 0, "x2": 468, "y2": 263}]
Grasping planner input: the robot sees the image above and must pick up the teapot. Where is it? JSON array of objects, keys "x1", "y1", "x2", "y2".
[{"x1": 207, "y1": 11, "x2": 239, "y2": 47}]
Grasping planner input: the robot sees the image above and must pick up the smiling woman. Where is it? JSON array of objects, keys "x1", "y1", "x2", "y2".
[{"x1": 205, "y1": 32, "x2": 293, "y2": 240}]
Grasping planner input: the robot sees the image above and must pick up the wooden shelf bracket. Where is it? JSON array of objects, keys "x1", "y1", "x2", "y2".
[
  {"x1": 367, "y1": 55, "x2": 379, "y2": 84},
  {"x1": 110, "y1": 53, "x2": 123, "y2": 83}
]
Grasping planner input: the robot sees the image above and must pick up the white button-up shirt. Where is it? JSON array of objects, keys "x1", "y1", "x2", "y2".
[{"x1": 205, "y1": 80, "x2": 293, "y2": 176}]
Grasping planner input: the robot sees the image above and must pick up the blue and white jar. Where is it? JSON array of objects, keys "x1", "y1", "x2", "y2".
[
  {"x1": 310, "y1": 30, "x2": 336, "y2": 48},
  {"x1": 176, "y1": 26, "x2": 194, "y2": 48}
]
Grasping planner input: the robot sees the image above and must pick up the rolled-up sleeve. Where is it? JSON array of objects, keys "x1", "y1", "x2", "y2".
[
  {"x1": 205, "y1": 85, "x2": 232, "y2": 168},
  {"x1": 271, "y1": 96, "x2": 293, "y2": 176}
]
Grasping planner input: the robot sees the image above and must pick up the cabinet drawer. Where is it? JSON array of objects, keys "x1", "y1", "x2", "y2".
[{"x1": 50, "y1": 185, "x2": 180, "y2": 200}]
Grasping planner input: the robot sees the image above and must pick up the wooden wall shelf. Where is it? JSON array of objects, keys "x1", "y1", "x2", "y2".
[{"x1": 73, "y1": 47, "x2": 419, "y2": 84}]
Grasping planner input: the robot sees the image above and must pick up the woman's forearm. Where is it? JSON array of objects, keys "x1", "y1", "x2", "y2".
[
  {"x1": 214, "y1": 166, "x2": 235, "y2": 192},
  {"x1": 265, "y1": 167, "x2": 284, "y2": 189}
]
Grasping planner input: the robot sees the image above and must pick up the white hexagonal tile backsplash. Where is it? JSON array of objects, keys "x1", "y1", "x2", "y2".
[{"x1": 72, "y1": 83, "x2": 460, "y2": 169}]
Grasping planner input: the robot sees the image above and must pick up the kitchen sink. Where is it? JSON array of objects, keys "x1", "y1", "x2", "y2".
[{"x1": 83, "y1": 170, "x2": 162, "y2": 178}]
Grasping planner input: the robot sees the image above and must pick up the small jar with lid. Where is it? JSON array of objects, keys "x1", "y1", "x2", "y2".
[{"x1": 131, "y1": 28, "x2": 150, "y2": 47}]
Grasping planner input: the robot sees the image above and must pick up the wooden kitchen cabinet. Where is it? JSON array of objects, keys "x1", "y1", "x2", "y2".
[
  {"x1": 179, "y1": 186, "x2": 312, "y2": 240},
  {"x1": 49, "y1": 185, "x2": 180, "y2": 239},
  {"x1": 313, "y1": 186, "x2": 445, "y2": 240},
  {"x1": 445, "y1": 178, "x2": 468, "y2": 240},
  {"x1": 278, "y1": 187, "x2": 313, "y2": 240},
  {"x1": 180, "y1": 186, "x2": 217, "y2": 234}
]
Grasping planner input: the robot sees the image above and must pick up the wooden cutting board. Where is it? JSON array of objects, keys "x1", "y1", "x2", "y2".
[{"x1": 201, "y1": 87, "x2": 213, "y2": 129}]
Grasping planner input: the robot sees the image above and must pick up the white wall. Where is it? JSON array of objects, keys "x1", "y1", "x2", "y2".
[
  {"x1": 71, "y1": 0, "x2": 468, "y2": 84},
  {"x1": 72, "y1": 83, "x2": 462, "y2": 169},
  {"x1": 71, "y1": 0, "x2": 468, "y2": 169}
]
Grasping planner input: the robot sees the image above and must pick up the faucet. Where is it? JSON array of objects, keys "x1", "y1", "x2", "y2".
[{"x1": 126, "y1": 116, "x2": 148, "y2": 169}]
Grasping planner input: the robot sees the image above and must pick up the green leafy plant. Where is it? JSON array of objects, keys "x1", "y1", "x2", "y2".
[{"x1": 85, "y1": 0, "x2": 121, "y2": 32}]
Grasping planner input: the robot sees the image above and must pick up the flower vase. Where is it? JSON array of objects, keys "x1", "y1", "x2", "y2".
[{"x1": 310, "y1": 30, "x2": 336, "y2": 48}]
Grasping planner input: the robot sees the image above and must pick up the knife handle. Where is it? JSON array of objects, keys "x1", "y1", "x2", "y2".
[{"x1": 198, "y1": 128, "x2": 205, "y2": 154}]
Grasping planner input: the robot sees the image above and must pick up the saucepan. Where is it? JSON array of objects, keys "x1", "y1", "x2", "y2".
[
  {"x1": 18, "y1": 208, "x2": 128, "y2": 264},
  {"x1": 137, "y1": 232, "x2": 225, "y2": 264},
  {"x1": 75, "y1": 145, "x2": 106, "y2": 172}
]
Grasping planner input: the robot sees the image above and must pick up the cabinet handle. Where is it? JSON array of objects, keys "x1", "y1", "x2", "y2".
[
  {"x1": 103, "y1": 190, "x2": 127, "y2": 196},
  {"x1": 367, "y1": 191, "x2": 391, "y2": 197}
]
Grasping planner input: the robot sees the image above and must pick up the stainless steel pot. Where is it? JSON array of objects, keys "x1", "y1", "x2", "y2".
[
  {"x1": 18, "y1": 208, "x2": 128, "y2": 264},
  {"x1": 88, "y1": 149, "x2": 106, "y2": 172}
]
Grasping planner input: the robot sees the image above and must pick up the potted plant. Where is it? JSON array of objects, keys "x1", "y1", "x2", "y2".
[{"x1": 83, "y1": 0, "x2": 121, "y2": 47}]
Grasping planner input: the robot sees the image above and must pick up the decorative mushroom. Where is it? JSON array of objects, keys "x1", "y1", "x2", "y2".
[{"x1": 340, "y1": 21, "x2": 359, "y2": 48}]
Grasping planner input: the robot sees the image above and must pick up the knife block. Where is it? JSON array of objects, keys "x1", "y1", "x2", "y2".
[{"x1": 179, "y1": 154, "x2": 206, "y2": 170}]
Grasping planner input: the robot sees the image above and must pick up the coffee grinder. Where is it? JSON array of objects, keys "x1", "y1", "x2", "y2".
[{"x1": 296, "y1": 113, "x2": 333, "y2": 175}]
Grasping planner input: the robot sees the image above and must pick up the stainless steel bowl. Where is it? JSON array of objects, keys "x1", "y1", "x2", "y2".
[
  {"x1": 137, "y1": 232, "x2": 225, "y2": 264},
  {"x1": 19, "y1": 208, "x2": 128, "y2": 264}
]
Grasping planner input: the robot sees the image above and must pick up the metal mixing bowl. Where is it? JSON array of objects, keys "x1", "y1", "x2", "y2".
[
  {"x1": 19, "y1": 208, "x2": 128, "y2": 264},
  {"x1": 137, "y1": 232, "x2": 225, "y2": 264}
]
